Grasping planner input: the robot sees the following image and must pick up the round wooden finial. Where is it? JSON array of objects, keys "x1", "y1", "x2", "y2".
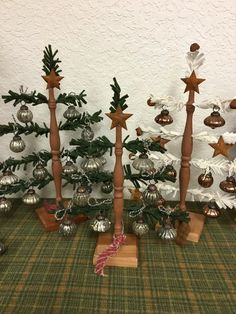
[{"x1": 190, "y1": 43, "x2": 200, "y2": 52}]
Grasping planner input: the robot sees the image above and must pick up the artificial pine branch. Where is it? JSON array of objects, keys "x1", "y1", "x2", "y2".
[
  {"x1": 0, "y1": 151, "x2": 52, "y2": 172},
  {"x1": 123, "y1": 137, "x2": 166, "y2": 154},
  {"x1": 0, "y1": 122, "x2": 50, "y2": 137},
  {"x1": 109, "y1": 77, "x2": 129, "y2": 112},
  {"x1": 68, "y1": 136, "x2": 114, "y2": 159},
  {"x1": 2, "y1": 90, "x2": 47, "y2": 106},
  {"x1": 42, "y1": 45, "x2": 62, "y2": 75},
  {"x1": 62, "y1": 171, "x2": 113, "y2": 187},
  {"x1": 57, "y1": 91, "x2": 87, "y2": 107}
]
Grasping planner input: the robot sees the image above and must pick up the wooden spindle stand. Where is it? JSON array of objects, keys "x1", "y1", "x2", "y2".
[
  {"x1": 93, "y1": 105, "x2": 138, "y2": 268},
  {"x1": 179, "y1": 44, "x2": 206, "y2": 242}
]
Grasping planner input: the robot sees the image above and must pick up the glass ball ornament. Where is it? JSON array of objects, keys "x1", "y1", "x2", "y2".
[
  {"x1": 59, "y1": 218, "x2": 77, "y2": 237},
  {"x1": 22, "y1": 189, "x2": 40, "y2": 205},
  {"x1": 204, "y1": 111, "x2": 225, "y2": 129},
  {"x1": 203, "y1": 201, "x2": 220, "y2": 218},
  {"x1": 101, "y1": 181, "x2": 113, "y2": 194},
  {"x1": 16, "y1": 104, "x2": 33, "y2": 123},
  {"x1": 63, "y1": 105, "x2": 80, "y2": 120},
  {"x1": 165, "y1": 164, "x2": 177, "y2": 179},
  {"x1": 10, "y1": 135, "x2": 26, "y2": 153},
  {"x1": 81, "y1": 126, "x2": 94, "y2": 141},
  {"x1": 80, "y1": 157, "x2": 103, "y2": 172},
  {"x1": 90, "y1": 213, "x2": 111, "y2": 232},
  {"x1": 132, "y1": 217, "x2": 149, "y2": 237},
  {"x1": 0, "y1": 170, "x2": 19, "y2": 185},
  {"x1": 0, "y1": 197, "x2": 12, "y2": 214},
  {"x1": 132, "y1": 153, "x2": 154, "y2": 173},
  {"x1": 73, "y1": 186, "x2": 90, "y2": 207},
  {"x1": 198, "y1": 172, "x2": 214, "y2": 188},
  {"x1": 0, "y1": 241, "x2": 7, "y2": 255},
  {"x1": 219, "y1": 176, "x2": 236, "y2": 193},
  {"x1": 142, "y1": 184, "x2": 161, "y2": 205},
  {"x1": 62, "y1": 160, "x2": 78, "y2": 175},
  {"x1": 158, "y1": 224, "x2": 177, "y2": 240},
  {"x1": 154, "y1": 109, "x2": 173, "y2": 126},
  {"x1": 33, "y1": 163, "x2": 48, "y2": 180}
]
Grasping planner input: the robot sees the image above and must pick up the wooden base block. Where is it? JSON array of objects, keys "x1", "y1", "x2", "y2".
[
  {"x1": 187, "y1": 211, "x2": 205, "y2": 243},
  {"x1": 93, "y1": 233, "x2": 138, "y2": 268},
  {"x1": 36, "y1": 206, "x2": 88, "y2": 232}
]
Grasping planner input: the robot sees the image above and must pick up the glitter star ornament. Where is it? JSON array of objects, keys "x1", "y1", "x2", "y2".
[
  {"x1": 181, "y1": 70, "x2": 205, "y2": 94},
  {"x1": 106, "y1": 105, "x2": 132, "y2": 130},
  {"x1": 42, "y1": 69, "x2": 63, "y2": 89},
  {"x1": 209, "y1": 136, "x2": 233, "y2": 158}
]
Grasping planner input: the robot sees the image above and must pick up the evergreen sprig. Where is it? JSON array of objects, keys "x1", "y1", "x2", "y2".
[
  {"x1": 57, "y1": 91, "x2": 87, "y2": 107},
  {"x1": 68, "y1": 136, "x2": 114, "y2": 159},
  {"x1": 123, "y1": 137, "x2": 166, "y2": 154},
  {"x1": 0, "y1": 122, "x2": 50, "y2": 137},
  {"x1": 42, "y1": 45, "x2": 62, "y2": 75},
  {"x1": 2, "y1": 90, "x2": 47, "y2": 107},
  {"x1": 109, "y1": 77, "x2": 129, "y2": 112},
  {"x1": 123, "y1": 164, "x2": 176, "y2": 188},
  {"x1": 0, "y1": 151, "x2": 52, "y2": 172},
  {"x1": 62, "y1": 171, "x2": 113, "y2": 187},
  {"x1": 59, "y1": 110, "x2": 103, "y2": 131}
]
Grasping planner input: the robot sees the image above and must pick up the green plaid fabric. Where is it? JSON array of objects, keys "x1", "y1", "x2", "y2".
[{"x1": 0, "y1": 201, "x2": 235, "y2": 314}]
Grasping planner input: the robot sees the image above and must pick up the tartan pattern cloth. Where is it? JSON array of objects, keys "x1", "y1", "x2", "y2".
[{"x1": 0, "y1": 201, "x2": 235, "y2": 314}]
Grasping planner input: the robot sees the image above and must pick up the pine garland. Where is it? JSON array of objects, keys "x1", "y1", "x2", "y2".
[
  {"x1": 42, "y1": 44, "x2": 62, "y2": 75},
  {"x1": 2, "y1": 91, "x2": 47, "y2": 107},
  {"x1": 109, "y1": 78, "x2": 129, "y2": 112}
]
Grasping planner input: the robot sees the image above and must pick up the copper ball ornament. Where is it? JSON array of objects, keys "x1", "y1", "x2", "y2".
[
  {"x1": 10, "y1": 135, "x2": 26, "y2": 153},
  {"x1": 204, "y1": 111, "x2": 225, "y2": 129},
  {"x1": 198, "y1": 172, "x2": 214, "y2": 188},
  {"x1": 132, "y1": 153, "x2": 154, "y2": 173},
  {"x1": 203, "y1": 201, "x2": 220, "y2": 218},
  {"x1": 0, "y1": 197, "x2": 12, "y2": 213},
  {"x1": 33, "y1": 163, "x2": 48, "y2": 180},
  {"x1": 0, "y1": 170, "x2": 19, "y2": 185},
  {"x1": 165, "y1": 165, "x2": 177, "y2": 179},
  {"x1": 17, "y1": 104, "x2": 33, "y2": 123},
  {"x1": 22, "y1": 189, "x2": 40, "y2": 205},
  {"x1": 154, "y1": 109, "x2": 173, "y2": 126},
  {"x1": 63, "y1": 105, "x2": 80, "y2": 120},
  {"x1": 219, "y1": 176, "x2": 236, "y2": 193}
]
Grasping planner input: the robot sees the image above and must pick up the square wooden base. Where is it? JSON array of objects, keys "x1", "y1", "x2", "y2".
[
  {"x1": 36, "y1": 206, "x2": 88, "y2": 232},
  {"x1": 93, "y1": 233, "x2": 138, "y2": 268},
  {"x1": 187, "y1": 211, "x2": 205, "y2": 243}
]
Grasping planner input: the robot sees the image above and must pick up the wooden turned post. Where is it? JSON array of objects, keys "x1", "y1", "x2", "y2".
[
  {"x1": 48, "y1": 87, "x2": 63, "y2": 206},
  {"x1": 179, "y1": 90, "x2": 195, "y2": 211},
  {"x1": 113, "y1": 125, "x2": 124, "y2": 235}
]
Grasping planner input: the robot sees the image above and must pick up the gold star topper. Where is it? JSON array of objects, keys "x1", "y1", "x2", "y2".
[
  {"x1": 106, "y1": 105, "x2": 132, "y2": 130},
  {"x1": 42, "y1": 69, "x2": 63, "y2": 89},
  {"x1": 209, "y1": 136, "x2": 233, "y2": 158},
  {"x1": 181, "y1": 71, "x2": 205, "y2": 94}
]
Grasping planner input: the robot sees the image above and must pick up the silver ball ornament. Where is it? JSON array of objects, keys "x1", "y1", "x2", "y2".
[
  {"x1": 0, "y1": 241, "x2": 7, "y2": 255},
  {"x1": 33, "y1": 163, "x2": 48, "y2": 180},
  {"x1": 0, "y1": 197, "x2": 12, "y2": 213},
  {"x1": 17, "y1": 105, "x2": 33, "y2": 123},
  {"x1": 101, "y1": 181, "x2": 113, "y2": 194},
  {"x1": 73, "y1": 186, "x2": 90, "y2": 207},
  {"x1": 62, "y1": 161, "x2": 78, "y2": 175},
  {"x1": 142, "y1": 184, "x2": 161, "y2": 205},
  {"x1": 90, "y1": 213, "x2": 111, "y2": 232},
  {"x1": 22, "y1": 189, "x2": 40, "y2": 205},
  {"x1": 80, "y1": 157, "x2": 103, "y2": 172},
  {"x1": 132, "y1": 153, "x2": 154, "y2": 173},
  {"x1": 157, "y1": 224, "x2": 177, "y2": 240},
  {"x1": 10, "y1": 135, "x2": 26, "y2": 153},
  {"x1": 63, "y1": 105, "x2": 80, "y2": 120},
  {"x1": 132, "y1": 218, "x2": 149, "y2": 237},
  {"x1": 81, "y1": 126, "x2": 94, "y2": 141},
  {"x1": 59, "y1": 219, "x2": 77, "y2": 237},
  {"x1": 0, "y1": 170, "x2": 19, "y2": 185}
]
